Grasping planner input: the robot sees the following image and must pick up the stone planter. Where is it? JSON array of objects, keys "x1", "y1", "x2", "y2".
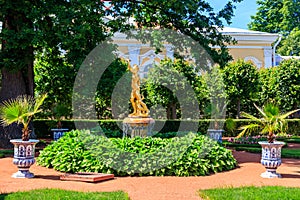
[
  {"x1": 258, "y1": 141, "x2": 285, "y2": 178},
  {"x1": 207, "y1": 129, "x2": 224, "y2": 143},
  {"x1": 123, "y1": 117, "x2": 155, "y2": 138},
  {"x1": 10, "y1": 139, "x2": 39, "y2": 178},
  {"x1": 51, "y1": 128, "x2": 69, "y2": 141}
]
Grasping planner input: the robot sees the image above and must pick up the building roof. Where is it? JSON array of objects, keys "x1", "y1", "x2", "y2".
[{"x1": 218, "y1": 27, "x2": 280, "y2": 44}]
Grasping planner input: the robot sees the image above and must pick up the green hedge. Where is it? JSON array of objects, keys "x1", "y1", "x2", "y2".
[
  {"x1": 37, "y1": 130, "x2": 237, "y2": 176},
  {"x1": 33, "y1": 119, "x2": 300, "y2": 139}
]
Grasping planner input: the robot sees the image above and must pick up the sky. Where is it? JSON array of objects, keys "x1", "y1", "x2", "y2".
[{"x1": 207, "y1": 0, "x2": 258, "y2": 29}]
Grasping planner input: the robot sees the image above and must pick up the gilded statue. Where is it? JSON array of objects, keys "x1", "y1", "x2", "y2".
[{"x1": 124, "y1": 59, "x2": 149, "y2": 117}]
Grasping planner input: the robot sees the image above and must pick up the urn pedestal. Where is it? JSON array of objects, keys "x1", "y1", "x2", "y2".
[
  {"x1": 10, "y1": 139, "x2": 39, "y2": 178},
  {"x1": 207, "y1": 129, "x2": 224, "y2": 143},
  {"x1": 51, "y1": 128, "x2": 69, "y2": 141},
  {"x1": 123, "y1": 117, "x2": 155, "y2": 138},
  {"x1": 258, "y1": 141, "x2": 285, "y2": 178}
]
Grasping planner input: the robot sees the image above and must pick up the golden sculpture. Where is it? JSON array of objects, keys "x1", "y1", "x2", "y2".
[{"x1": 124, "y1": 59, "x2": 149, "y2": 117}]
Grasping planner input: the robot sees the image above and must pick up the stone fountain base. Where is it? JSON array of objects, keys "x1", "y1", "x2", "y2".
[{"x1": 123, "y1": 117, "x2": 155, "y2": 138}]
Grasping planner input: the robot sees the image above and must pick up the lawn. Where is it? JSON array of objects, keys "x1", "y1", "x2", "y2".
[
  {"x1": 0, "y1": 189, "x2": 129, "y2": 200},
  {"x1": 199, "y1": 186, "x2": 300, "y2": 200},
  {"x1": 235, "y1": 147, "x2": 300, "y2": 159}
]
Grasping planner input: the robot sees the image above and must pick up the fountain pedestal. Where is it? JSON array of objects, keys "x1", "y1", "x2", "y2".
[{"x1": 123, "y1": 117, "x2": 155, "y2": 138}]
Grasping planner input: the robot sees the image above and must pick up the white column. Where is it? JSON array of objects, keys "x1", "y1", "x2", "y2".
[
  {"x1": 264, "y1": 48, "x2": 273, "y2": 68},
  {"x1": 165, "y1": 45, "x2": 174, "y2": 60},
  {"x1": 128, "y1": 46, "x2": 141, "y2": 66}
]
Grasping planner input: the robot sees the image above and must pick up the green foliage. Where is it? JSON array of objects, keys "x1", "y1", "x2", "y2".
[
  {"x1": 274, "y1": 59, "x2": 300, "y2": 111},
  {"x1": 249, "y1": 0, "x2": 300, "y2": 56},
  {"x1": 32, "y1": 119, "x2": 300, "y2": 139},
  {"x1": 248, "y1": 0, "x2": 284, "y2": 33},
  {"x1": 234, "y1": 147, "x2": 300, "y2": 159},
  {"x1": 0, "y1": 189, "x2": 129, "y2": 200},
  {"x1": 199, "y1": 186, "x2": 300, "y2": 200},
  {"x1": 258, "y1": 67, "x2": 279, "y2": 106},
  {"x1": 111, "y1": 0, "x2": 242, "y2": 66},
  {"x1": 203, "y1": 65, "x2": 227, "y2": 129},
  {"x1": 34, "y1": 52, "x2": 74, "y2": 119},
  {"x1": 0, "y1": 94, "x2": 47, "y2": 140},
  {"x1": 145, "y1": 58, "x2": 207, "y2": 119},
  {"x1": 37, "y1": 129, "x2": 237, "y2": 176},
  {"x1": 258, "y1": 59, "x2": 300, "y2": 112},
  {"x1": 222, "y1": 59, "x2": 260, "y2": 118},
  {"x1": 95, "y1": 59, "x2": 128, "y2": 119},
  {"x1": 278, "y1": 28, "x2": 300, "y2": 56}
]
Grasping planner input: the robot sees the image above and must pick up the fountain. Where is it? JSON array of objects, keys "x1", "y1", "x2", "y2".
[{"x1": 122, "y1": 59, "x2": 155, "y2": 137}]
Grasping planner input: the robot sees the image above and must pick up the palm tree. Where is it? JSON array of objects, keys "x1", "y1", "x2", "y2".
[
  {"x1": 238, "y1": 103, "x2": 299, "y2": 143},
  {"x1": 0, "y1": 94, "x2": 47, "y2": 141}
]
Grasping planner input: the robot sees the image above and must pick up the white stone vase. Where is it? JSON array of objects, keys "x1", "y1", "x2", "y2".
[
  {"x1": 51, "y1": 128, "x2": 69, "y2": 141},
  {"x1": 10, "y1": 139, "x2": 39, "y2": 178},
  {"x1": 207, "y1": 129, "x2": 224, "y2": 143},
  {"x1": 258, "y1": 141, "x2": 285, "y2": 178}
]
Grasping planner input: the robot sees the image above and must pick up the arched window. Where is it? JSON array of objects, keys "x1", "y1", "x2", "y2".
[{"x1": 244, "y1": 56, "x2": 262, "y2": 68}]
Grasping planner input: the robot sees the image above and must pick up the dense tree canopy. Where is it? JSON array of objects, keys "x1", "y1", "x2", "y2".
[
  {"x1": 249, "y1": 0, "x2": 300, "y2": 34},
  {"x1": 145, "y1": 58, "x2": 207, "y2": 119},
  {"x1": 278, "y1": 27, "x2": 300, "y2": 56},
  {"x1": 222, "y1": 60, "x2": 260, "y2": 118},
  {"x1": 248, "y1": 0, "x2": 300, "y2": 56},
  {"x1": 0, "y1": 0, "x2": 242, "y2": 146},
  {"x1": 0, "y1": 0, "x2": 242, "y2": 101}
]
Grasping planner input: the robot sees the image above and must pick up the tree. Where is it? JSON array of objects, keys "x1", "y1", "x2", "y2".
[
  {"x1": 145, "y1": 58, "x2": 207, "y2": 119},
  {"x1": 0, "y1": 0, "x2": 241, "y2": 104},
  {"x1": 0, "y1": 0, "x2": 112, "y2": 147},
  {"x1": 110, "y1": 0, "x2": 242, "y2": 67},
  {"x1": 248, "y1": 0, "x2": 300, "y2": 34},
  {"x1": 274, "y1": 59, "x2": 300, "y2": 112},
  {"x1": 34, "y1": 49, "x2": 74, "y2": 118},
  {"x1": 0, "y1": 1, "x2": 110, "y2": 101},
  {"x1": 0, "y1": 0, "x2": 241, "y2": 146},
  {"x1": 248, "y1": 0, "x2": 284, "y2": 33},
  {"x1": 222, "y1": 59, "x2": 260, "y2": 118},
  {"x1": 278, "y1": 28, "x2": 300, "y2": 56},
  {"x1": 95, "y1": 59, "x2": 128, "y2": 119}
]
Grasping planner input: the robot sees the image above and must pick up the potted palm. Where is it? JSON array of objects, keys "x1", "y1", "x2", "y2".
[
  {"x1": 205, "y1": 102, "x2": 227, "y2": 143},
  {"x1": 238, "y1": 103, "x2": 299, "y2": 178},
  {"x1": 0, "y1": 94, "x2": 47, "y2": 178},
  {"x1": 51, "y1": 103, "x2": 70, "y2": 141}
]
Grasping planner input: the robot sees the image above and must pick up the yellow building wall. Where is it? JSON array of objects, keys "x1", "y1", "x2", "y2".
[{"x1": 228, "y1": 48, "x2": 265, "y2": 67}]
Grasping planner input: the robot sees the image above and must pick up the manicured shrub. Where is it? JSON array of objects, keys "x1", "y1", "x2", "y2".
[{"x1": 37, "y1": 130, "x2": 237, "y2": 176}]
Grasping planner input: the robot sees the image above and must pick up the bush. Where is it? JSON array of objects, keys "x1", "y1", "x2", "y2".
[
  {"x1": 33, "y1": 119, "x2": 300, "y2": 139},
  {"x1": 37, "y1": 130, "x2": 237, "y2": 176}
]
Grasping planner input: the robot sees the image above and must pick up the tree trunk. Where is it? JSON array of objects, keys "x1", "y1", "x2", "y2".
[
  {"x1": 237, "y1": 98, "x2": 241, "y2": 119},
  {"x1": 166, "y1": 102, "x2": 177, "y2": 119},
  {"x1": 0, "y1": 68, "x2": 27, "y2": 101},
  {"x1": 0, "y1": 10, "x2": 35, "y2": 147}
]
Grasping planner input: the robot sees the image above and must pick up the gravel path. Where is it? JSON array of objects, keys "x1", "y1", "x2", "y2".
[{"x1": 0, "y1": 150, "x2": 299, "y2": 200}]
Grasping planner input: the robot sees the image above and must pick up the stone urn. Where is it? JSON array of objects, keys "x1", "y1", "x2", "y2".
[
  {"x1": 258, "y1": 141, "x2": 285, "y2": 178},
  {"x1": 207, "y1": 129, "x2": 224, "y2": 143},
  {"x1": 51, "y1": 128, "x2": 69, "y2": 141},
  {"x1": 10, "y1": 139, "x2": 39, "y2": 178}
]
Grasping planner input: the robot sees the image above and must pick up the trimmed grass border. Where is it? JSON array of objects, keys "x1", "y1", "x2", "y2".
[
  {"x1": 199, "y1": 186, "x2": 300, "y2": 200},
  {"x1": 0, "y1": 189, "x2": 129, "y2": 200},
  {"x1": 235, "y1": 147, "x2": 300, "y2": 159}
]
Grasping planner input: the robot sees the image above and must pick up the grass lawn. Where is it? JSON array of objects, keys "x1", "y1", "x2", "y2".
[
  {"x1": 0, "y1": 189, "x2": 129, "y2": 200},
  {"x1": 199, "y1": 186, "x2": 300, "y2": 200},
  {"x1": 235, "y1": 147, "x2": 300, "y2": 159}
]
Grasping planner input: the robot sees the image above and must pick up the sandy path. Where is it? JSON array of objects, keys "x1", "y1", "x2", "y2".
[{"x1": 0, "y1": 150, "x2": 299, "y2": 200}]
